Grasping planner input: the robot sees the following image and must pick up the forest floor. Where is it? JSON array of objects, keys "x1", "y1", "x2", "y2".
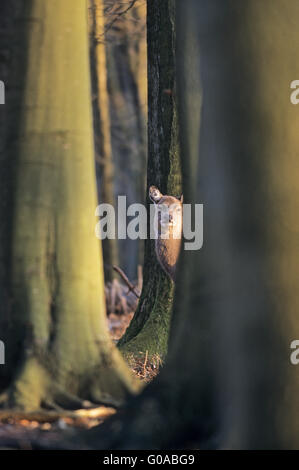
[
  {"x1": 108, "y1": 310, "x2": 161, "y2": 382},
  {"x1": 0, "y1": 300, "x2": 160, "y2": 447}
]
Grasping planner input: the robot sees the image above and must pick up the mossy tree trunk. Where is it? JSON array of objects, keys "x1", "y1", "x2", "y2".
[
  {"x1": 90, "y1": 0, "x2": 118, "y2": 282},
  {"x1": 77, "y1": 0, "x2": 299, "y2": 450},
  {"x1": 0, "y1": 0, "x2": 138, "y2": 412},
  {"x1": 118, "y1": 0, "x2": 181, "y2": 363}
]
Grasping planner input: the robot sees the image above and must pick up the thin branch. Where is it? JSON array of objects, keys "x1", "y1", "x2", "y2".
[
  {"x1": 112, "y1": 265, "x2": 140, "y2": 298},
  {"x1": 104, "y1": 0, "x2": 138, "y2": 35},
  {"x1": 143, "y1": 350, "x2": 148, "y2": 377}
]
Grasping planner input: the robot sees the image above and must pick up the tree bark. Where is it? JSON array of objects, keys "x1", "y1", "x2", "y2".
[
  {"x1": 118, "y1": 0, "x2": 181, "y2": 363},
  {"x1": 0, "y1": 0, "x2": 138, "y2": 411}
]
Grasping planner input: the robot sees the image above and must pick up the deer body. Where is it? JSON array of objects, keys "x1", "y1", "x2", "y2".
[{"x1": 149, "y1": 186, "x2": 183, "y2": 281}]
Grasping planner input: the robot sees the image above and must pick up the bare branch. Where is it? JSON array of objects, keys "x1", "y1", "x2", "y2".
[
  {"x1": 104, "y1": 0, "x2": 138, "y2": 36},
  {"x1": 112, "y1": 265, "x2": 140, "y2": 298}
]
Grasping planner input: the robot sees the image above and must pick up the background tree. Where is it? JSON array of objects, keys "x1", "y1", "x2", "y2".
[
  {"x1": 104, "y1": 0, "x2": 147, "y2": 279},
  {"x1": 0, "y1": 0, "x2": 138, "y2": 411},
  {"x1": 89, "y1": 0, "x2": 118, "y2": 282},
  {"x1": 118, "y1": 0, "x2": 182, "y2": 364}
]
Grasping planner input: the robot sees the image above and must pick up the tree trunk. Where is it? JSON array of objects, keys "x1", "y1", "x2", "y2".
[
  {"x1": 191, "y1": 0, "x2": 299, "y2": 449},
  {"x1": 90, "y1": 0, "x2": 118, "y2": 282},
  {"x1": 0, "y1": 0, "x2": 138, "y2": 411},
  {"x1": 104, "y1": 0, "x2": 147, "y2": 280},
  {"x1": 118, "y1": 0, "x2": 181, "y2": 363},
  {"x1": 0, "y1": 0, "x2": 29, "y2": 390}
]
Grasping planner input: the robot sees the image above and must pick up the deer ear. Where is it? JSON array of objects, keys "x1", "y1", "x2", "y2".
[{"x1": 179, "y1": 194, "x2": 183, "y2": 203}]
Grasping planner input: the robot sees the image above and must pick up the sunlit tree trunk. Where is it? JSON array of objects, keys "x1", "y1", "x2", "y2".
[
  {"x1": 118, "y1": 0, "x2": 182, "y2": 364},
  {"x1": 0, "y1": 0, "x2": 138, "y2": 411},
  {"x1": 90, "y1": 0, "x2": 118, "y2": 282},
  {"x1": 104, "y1": 0, "x2": 147, "y2": 279}
]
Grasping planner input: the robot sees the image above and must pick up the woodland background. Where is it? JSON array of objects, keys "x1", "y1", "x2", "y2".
[{"x1": 0, "y1": 0, "x2": 299, "y2": 450}]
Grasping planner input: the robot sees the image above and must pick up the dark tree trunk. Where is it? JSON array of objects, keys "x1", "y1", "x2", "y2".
[
  {"x1": 118, "y1": 0, "x2": 181, "y2": 364},
  {"x1": 0, "y1": 0, "x2": 28, "y2": 389}
]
